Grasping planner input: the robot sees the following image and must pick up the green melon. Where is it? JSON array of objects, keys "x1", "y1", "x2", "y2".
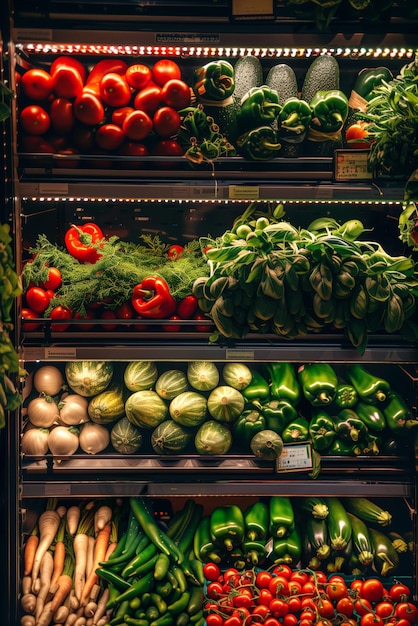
[
  {"x1": 222, "y1": 363, "x2": 252, "y2": 390},
  {"x1": 187, "y1": 361, "x2": 220, "y2": 391},
  {"x1": 88, "y1": 385, "x2": 125, "y2": 424},
  {"x1": 125, "y1": 390, "x2": 168, "y2": 429},
  {"x1": 195, "y1": 420, "x2": 232, "y2": 455},
  {"x1": 207, "y1": 386, "x2": 245, "y2": 423},
  {"x1": 123, "y1": 361, "x2": 158, "y2": 392},
  {"x1": 151, "y1": 419, "x2": 194, "y2": 454},
  {"x1": 169, "y1": 391, "x2": 208, "y2": 427},
  {"x1": 155, "y1": 370, "x2": 189, "y2": 400},
  {"x1": 111, "y1": 417, "x2": 143, "y2": 454},
  {"x1": 65, "y1": 361, "x2": 114, "y2": 397}
]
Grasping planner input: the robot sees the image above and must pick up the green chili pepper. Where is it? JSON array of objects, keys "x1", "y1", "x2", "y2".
[
  {"x1": 355, "y1": 401, "x2": 386, "y2": 432},
  {"x1": 193, "y1": 516, "x2": 221, "y2": 563},
  {"x1": 351, "y1": 67, "x2": 393, "y2": 102},
  {"x1": 210, "y1": 504, "x2": 245, "y2": 551},
  {"x1": 334, "y1": 408, "x2": 368, "y2": 442},
  {"x1": 282, "y1": 416, "x2": 310, "y2": 442},
  {"x1": 278, "y1": 97, "x2": 312, "y2": 136},
  {"x1": 310, "y1": 90, "x2": 349, "y2": 133},
  {"x1": 269, "y1": 496, "x2": 295, "y2": 539},
  {"x1": 346, "y1": 364, "x2": 391, "y2": 404},
  {"x1": 262, "y1": 399, "x2": 299, "y2": 433},
  {"x1": 236, "y1": 126, "x2": 282, "y2": 160},
  {"x1": 383, "y1": 390, "x2": 416, "y2": 432},
  {"x1": 298, "y1": 363, "x2": 338, "y2": 406},
  {"x1": 263, "y1": 362, "x2": 301, "y2": 405},
  {"x1": 232, "y1": 409, "x2": 266, "y2": 448},
  {"x1": 129, "y1": 498, "x2": 183, "y2": 563},
  {"x1": 244, "y1": 501, "x2": 269, "y2": 541},
  {"x1": 114, "y1": 570, "x2": 155, "y2": 604},
  {"x1": 242, "y1": 369, "x2": 270, "y2": 404},
  {"x1": 121, "y1": 542, "x2": 158, "y2": 578},
  {"x1": 271, "y1": 527, "x2": 302, "y2": 566},
  {"x1": 238, "y1": 85, "x2": 281, "y2": 131},
  {"x1": 332, "y1": 382, "x2": 358, "y2": 409},
  {"x1": 193, "y1": 60, "x2": 235, "y2": 101},
  {"x1": 309, "y1": 408, "x2": 337, "y2": 451}
]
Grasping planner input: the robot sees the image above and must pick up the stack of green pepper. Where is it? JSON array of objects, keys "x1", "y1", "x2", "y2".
[
  {"x1": 305, "y1": 89, "x2": 349, "y2": 156},
  {"x1": 277, "y1": 96, "x2": 312, "y2": 157}
]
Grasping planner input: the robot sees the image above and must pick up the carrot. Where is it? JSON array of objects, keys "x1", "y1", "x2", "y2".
[
  {"x1": 50, "y1": 516, "x2": 66, "y2": 590},
  {"x1": 31, "y1": 501, "x2": 61, "y2": 586},
  {"x1": 49, "y1": 552, "x2": 74, "y2": 614},
  {"x1": 66, "y1": 505, "x2": 81, "y2": 536},
  {"x1": 79, "y1": 524, "x2": 111, "y2": 607},
  {"x1": 24, "y1": 526, "x2": 39, "y2": 576},
  {"x1": 73, "y1": 509, "x2": 94, "y2": 603},
  {"x1": 35, "y1": 549, "x2": 54, "y2": 621}
]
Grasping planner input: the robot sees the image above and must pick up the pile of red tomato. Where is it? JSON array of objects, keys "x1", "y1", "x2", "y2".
[
  {"x1": 202, "y1": 563, "x2": 418, "y2": 626},
  {"x1": 18, "y1": 56, "x2": 192, "y2": 162}
]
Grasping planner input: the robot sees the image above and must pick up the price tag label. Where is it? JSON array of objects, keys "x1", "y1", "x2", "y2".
[
  {"x1": 276, "y1": 443, "x2": 313, "y2": 473},
  {"x1": 229, "y1": 186, "x2": 260, "y2": 199},
  {"x1": 334, "y1": 150, "x2": 373, "y2": 181},
  {"x1": 232, "y1": 0, "x2": 273, "y2": 16}
]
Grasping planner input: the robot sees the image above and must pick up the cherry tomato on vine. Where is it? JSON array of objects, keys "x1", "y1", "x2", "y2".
[
  {"x1": 395, "y1": 602, "x2": 418, "y2": 623},
  {"x1": 222, "y1": 568, "x2": 240, "y2": 585},
  {"x1": 375, "y1": 602, "x2": 395, "y2": 620},
  {"x1": 360, "y1": 613, "x2": 384, "y2": 626},
  {"x1": 257, "y1": 589, "x2": 274, "y2": 606},
  {"x1": 389, "y1": 583, "x2": 411, "y2": 602},
  {"x1": 205, "y1": 614, "x2": 224, "y2": 626},
  {"x1": 361, "y1": 579, "x2": 385, "y2": 604},
  {"x1": 355, "y1": 599, "x2": 374, "y2": 616},
  {"x1": 326, "y1": 581, "x2": 348, "y2": 601},
  {"x1": 255, "y1": 571, "x2": 273, "y2": 589},
  {"x1": 252, "y1": 605, "x2": 270, "y2": 619},
  {"x1": 264, "y1": 618, "x2": 282, "y2": 626},
  {"x1": 290, "y1": 570, "x2": 309, "y2": 585},
  {"x1": 336, "y1": 597, "x2": 356, "y2": 618},
  {"x1": 206, "y1": 581, "x2": 224, "y2": 600},
  {"x1": 271, "y1": 564, "x2": 292, "y2": 579},
  {"x1": 317, "y1": 598, "x2": 335, "y2": 619},
  {"x1": 269, "y1": 575, "x2": 289, "y2": 597},
  {"x1": 232, "y1": 592, "x2": 253, "y2": 610},
  {"x1": 203, "y1": 562, "x2": 221, "y2": 581},
  {"x1": 286, "y1": 596, "x2": 301, "y2": 614},
  {"x1": 288, "y1": 580, "x2": 302, "y2": 596},
  {"x1": 269, "y1": 598, "x2": 289, "y2": 618},
  {"x1": 283, "y1": 614, "x2": 298, "y2": 626},
  {"x1": 224, "y1": 615, "x2": 242, "y2": 626}
]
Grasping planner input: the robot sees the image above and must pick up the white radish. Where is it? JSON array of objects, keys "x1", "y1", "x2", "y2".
[
  {"x1": 22, "y1": 576, "x2": 33, "y2": 596},
  {"x1": 92, "y1": 587, "x2": 109, "y2": 625},
  {"x1": 66, "y1": 506, "x2": 81, "y2": 536},
  {"x1": 36, "y1": 600, "x2": 54, "y2": 626},
  {"x1": 53, "y1": 605, "x2": 70, "y2": 624},
  {"x1": 31, "y1": 509, "x2": 60, "y2": 585},
  {"x1": 35, "y1": 550, "x2": 54, "y2": 620},
  {"x1": 84, "y1": 602, "x2": 97, "y2": 618},
  {"x1": 94, "y1": 505, "x2": 112, "y2": 534},
  {"x1": 20, "y1": 616, "x2": 36, "y2": 626},
  {"x1": 20, "y1": 593, "x2": 37, "y2": 614}
]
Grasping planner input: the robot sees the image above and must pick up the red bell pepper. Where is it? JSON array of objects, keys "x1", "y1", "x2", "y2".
[
  {"x1": 64, "y1": 223, "x2": 104, "y2": 264},
  {"x1": 131, "y1": 276, "x2": 177, "y2": 319}
]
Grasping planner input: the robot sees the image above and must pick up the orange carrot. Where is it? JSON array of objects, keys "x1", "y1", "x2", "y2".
[
  {"x1": 24, "y1": 526, "x2": 39, "y2": 576},
  {"x1": 49, "y1": 550, "x2": 74, "y2": 614},
  {"x1": 50, "y1": 517, "x2": 66, "y2": 590},
  {"x1": 79, "y1": 523, "x2": 111, "y2": 607}
]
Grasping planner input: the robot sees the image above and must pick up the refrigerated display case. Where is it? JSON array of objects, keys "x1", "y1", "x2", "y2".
[{"x1": 2, "y1": 1, "x2": 418, "y2": 624}]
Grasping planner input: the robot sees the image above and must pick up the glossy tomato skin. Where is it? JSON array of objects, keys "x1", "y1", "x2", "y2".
[
  {"x1": 345, "y1": 123, "x2": 371, "y2": 149},
  {"x1": 52, "y1": 65, "x2": 84, "y2": 99},
  {"x1": 327, "y1": 581, "x2": 348, "y2": 601},
  {"x1": 21, "y1": 308, "x2": 41, "y2": 331},
  {"x1": 50, "y1": 57, "x2": 87, "y2": 83},
  {"x1": 134, "y1": 85, "x2": 163, "y2": 115},
  {"x1": 375, "y1": 602, "x2": 395, "y2": 619},
  {"x1": 73, "y1": 92, "x2": 105, "y2": 126},
  {"x1": 161, "y1": 315, "x2": 182, "y2": 332},
  {"x1": 153, "y1": 106, "x2": 181, "y2": 138},
  {"x1": 126, "y1": 64, "x2": 152, "y2": 90},
  {"x1": 20, "y1": 105, "x2": 51, "y2": 135},
  {"x1": 151, "y1": 139, "x2": 183, "y2": 156},
  {"x1": 202, "y1": 562, "x2": 221, "y2": 582},
  {"x1": 50, "y1": 305, "x2": 72, "y2": 331},
  {"x1": 360, "y1": 613, "x2": 384, "y2": 626},
  {"x1": 283, "y1": 614, "x2": 298, "y2": 626},
  {"x1": 269, "y1": 598, "x2": 289, "y2": 618},
  {"x1": 49, "y1": 97, "x2": 75, "y2": 135},
  {"x1": 25, "y1": 286, "x2": 50, "y2": 313},
  {"x1": 194, "y1": 311, "x2": 212, "y2": 332},
  {"x1": 21, "y1": 68, "x2": 53, "y2": 101},
  {"x1": 94, "y1": 124, "x2": 125, "y2": 152},
  {"x1": 271, "y1": 564, "x2": 292, "y2": 579},
  {"x1": 361, "y1": 579, "x2": 385, "y2": 604},
  {"x1": 395, "y1": 602, "x2": 418, "y2": 623},
  {"x1": 206, "y1": 581, "x2": 223, "y2": 600},
  {"x1": 176, "y1": 295, "x2": 198, "y2": 319},
  {"x1": 161, "y1": 78, "x2": 191, "y2": 110},
  {"x1": 390, "y1": 583, "x2": 411, "y2": 602},
  {"x1": 152, "y1": 59, "x2": 181, "y2": 86},
  {"x1": 355, "y1": 599, "x2": 374, "y2": 616},
  {"x1": 123, "y1": 110, "x2": 153, "y2": 141},
  {"x1": 205, "y1": 614, "x2": 223, "y2": 626},
  {"x1": 100, "y1": 73, "x2": 132, "y2": 107},
  {"x1": 112, "y1": 106, "x2": 135, "y2": 127},
  {"x1": 336, "y1": 597, "x2": 356, "y2": 618},
  {"x1": 118, "y1": 142, "x2": 149, "y2": 160},
  {"x1": 40, "y1": 267, "x2": 62, "y2": 291},
  {"x1": 255, "y1": 571, "x2": 273, "y2": 589}
]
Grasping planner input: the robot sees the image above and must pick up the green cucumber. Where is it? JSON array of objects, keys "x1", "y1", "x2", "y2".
[
  {"x1": 233, "y1": 55, "x2": 263, "y2": 101},
  {"x1": 325, "y1": 497, "x2": 352, "y2": 551},
  {"x1": 301, "y1": 55, "x2": 340, "y2": 105},
  {"x1": 266, "y1": 63, "x2": 298, "y2": 105}
]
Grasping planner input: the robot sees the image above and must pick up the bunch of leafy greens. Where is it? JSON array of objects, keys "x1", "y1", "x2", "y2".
[{"x1": 23, "y1": 234, "x2": 209, "y2": 317}]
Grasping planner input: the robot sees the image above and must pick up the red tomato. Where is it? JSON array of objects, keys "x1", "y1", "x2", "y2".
[
  {"x1": 161, "y1": 315, "x2": 182, "y2": 332},
  {"x1": 326, "y1": 581, "x2": 348, "y2": 601},
  {"x1": 95, "y1": 124, "x2": 125, "y2": 151},
  {"x1": 122, "y1": 110, "x2": 153, "y2": 141},
  {"x1": 389, "y1": 583, "x2": 411, "y2": 602},
  {"x1": 313, "y1": 570, "x2": 328, "y2": 584},
  {"x1": 100, "y1": 72, "x2": 132, "y2": 107},
  {"x1": 206, "y1": 581, "x2": 224, "y2": 600},
  {"x1": 20, "y1": 105, "x2": 51, "y2": 135},
  {"x1": 21, "y1": 68, "x2": 53, "y2": 101},
  {"x1": 50, "y1": 305, "x2": 72, "y2": 331},
  {"x1": 134, "y1": 85, "x2": 163, "y2": 115},
  {"x1": 49, "y1": 97, "x2": 75, "y2": 135},
  {"x1": 395, "y1": 602, "x2": 418, "y2": 623},
  {"x1": 283, "y1": 614, "x2": 298, "y2": 626},
  {"x1": 222, "y1": 568, "x2": 240, "y2": 585},
  {"x1": 350, "y1": 579, "x2": 363, "y2": 593},
  {"x1": 360, "y1": 613, "x2": 384, "y2": 626},
  {"x1": 252, "y1": 605, "x2": 270, "y2": 619},
  {"x1": 72, "y1": 124, "x2": 95, "y2": 151},
  {"x1": 345, "y1": 123, "x2": 372, "y2": 149},
  {"x1": 257, "y1": 589, "x2": 274, "y2": 606},
  {"x1": 73, "y1": 92, "x2": 105, "y2": 126},
  {"x1": 40, "y1": 267, "x2": 62, "y2": 291},
  {"x1": 355, "y1": 599, "x2": 374, "y2": 616},
  {"x1": 255, "y1": 571, "x2": 273, "y2": 589},
  {"x1": 290, "y1": 570, "x2": 309, "y2": 585},
  {"x1": 50, "y1": 57, "x2": 87, "y2": 83},
  {"x1": 269, "y1": 599, "x2": 289, "y2": 618},
  {"x1": 232, "y1": 592, "x2": 253, "y2": 610},
  {"x1": 202, "y1": 562, "x2": 221, "y2": 582},
  {"x1": 317, "y1": 598, "x2": 335, "y2": 619},
  {"x1": 177, "y1": 295, "x2": 198, "y2": 319},
  {"x1": 301, "y1": 581, "x2": 316, "y2": 597},
  {"x1": 205, "y1": 615, "x2": 224, "y2": 626},
  {"x1": 21, "y1": 307, "x2": 41, "y2": 331},
  {"x1": 20, "y1": 135, "x2": 54, "y2": 154},
  {"x1": 288, "y1": 580, "x2": 302, "y2": 596},
  {"x1": 269, "y1": 576, "x2": 289, "y2": 597},
  {"x1": 112, "y1": 106, "x2": 135, "y2": 127},
  {"x1": 287, "y1": 597, "x2": 301, "y2": 614},
  {"x1": 194, "y1": 311, "x2": 212, "y2": 332},
  {"x1": 52, "y1": 65, "x2": 84, "y2": 99},
  {"x1": 153, "y1": 106, "x2": 181, "y2": 138},
  {"x1": 126, "y1": 64, "x2": 152, "y2": 90},
  {"x1": 151, "y1": 139, "x2": 183, "y2": 156},
  {"x1": 55, "y1": 147, "x2": 80, "y2": 168},
  {"x1": 224, "y1": 616, "x2": 242, "y2": 626},
  {"x1": 375, "y1": 602, "x2": 395, "y2": 619},
  {"x1": 119, "y1": 142, "x2": 149, "y2": 159},
  {"x1": 73, "y1": 310, "x2": 96, "y2": 331},
  {"x1": 100, "y1": 309, "x2": 118, "y2": 330},
  {"x1": 361, "y1": 579, "x2": 385, "y2": 604},
  {"x1": 161, "y1": 78, "x2": 191, "y2": 110},
  {"x1": 271, "y1": 564, "x2": 292, "y2": 579},
  {"x1": 336, "y1": 597, "x2": 356, "y2": 618},
  {"x1": 25, "y1": 286, "x2": 50, "y2": 313},
  {"x1": 152, "y1": 59, "x2": 181, "y2": 86},
  {"x1": 264, "y1": 619, "x2": 281, "y2": 626},
  {"x1": 167, "y1": 244, "x2": 184, "y2": 259}
]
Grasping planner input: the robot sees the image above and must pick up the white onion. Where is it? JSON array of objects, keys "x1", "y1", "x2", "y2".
[
  {"x1": 33, "y1": 365, "x2": 64, "y2": 396},
  {"x1": 79, "y1": 423, "x2": 110, "y2": 455},
  {"x1": 59, "y1": 393, "x2": 90, "y2": 426},
  {"x1": 27, "y1": 396, "x2": 60, "y2": 428},
  {"x1": 21, "y1": 428, "x2": 49, "y2": 455},
  {"x1": 48, "y1": 426, "x2": 80, "y2": 456}
]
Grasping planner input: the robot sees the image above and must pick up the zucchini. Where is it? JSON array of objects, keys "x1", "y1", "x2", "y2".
[
  {"x1": 266, "y1": 63, "x2": 298, "y2": 105},
  {"x1": 269, "y1": 496, "x2": 295, "y2": 538},
  {"x1": 387, "y1": 530, "x2": 408, "y2": 554},
  {"x1": 233, "y1": 55, "x2": 263, "y2": 101},
  {"x1": 325, "y1": 497, "x2": 352, "y2": 551},
  {"x1": 296, "y1": 496, "x2": 329, "y2": 520},
  {"x1": 347, "y1": 512, "x2": 374, "y2": 567},
  {"x1": 301, "y1": 55, "x2": 340, "y2": 105},
  {"x1": 305, "y1": 517, "x2": 331, "y2": 561},
  {"x1": 343, "y1": 497, "x2": 392, "y2": 527},
  {"x1": 369, "y1": 527, "x2": 400, "y2": 577}
]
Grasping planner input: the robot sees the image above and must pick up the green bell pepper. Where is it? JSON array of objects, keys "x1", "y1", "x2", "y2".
[
  {"x1": 360, "y1": 433, "x2": 381, "y2": 455},
  {"x1": 355, "y1": 401, "x2": 386, "y2": 432},
  {"x1": 309, "y1": 408, "x2": 337, "y2": 451},
  {"x1": 263, "y1": 362, "x2": 301, "y2": 405},
  {"x1": 193, "y1": 60, "x2": 235, "y2": 102},
  {"x1": 351, "y1": 67, "x2": 393, "y2": 102},
  {"x1": 236, "y1": 126, "x2": 282, "y2": 161},
  {"x1": 262, "y1": 399, "x2": 299, "y2": 433},
  {"x1": 238, "y1": 85, "x2": 281, "y2": 131},
  {"x1": 278, "y1": 97, "x2": 312, "y2": 137},
  {"x1": 242, "y1": 539, "x2": 267, "y2": 566},
  {"x1": 232, "y1": 409, "x2": 266, "y2": 448},
  {"x1": 346, "y1": 364, "x2": 391, "y2": 404},
  {"x1": 298, "y1": 363, "x2": 338, "y2": 406},
  {"x1": 334, "y1": 408, "x2": 368, "y2": 442},
  {"x1": 193, "y1": 516, "x2": 221, "y2": 563},
  {"x1": 382, "y1": 390, "x2": 417, "y2": 432},
  {"x1": 228, "y1": 548, "x2": 246, "y2": 570},
  {"x1": 210, "y1": 505, "x2": 245, "y2": 551},
  {"x1": 269, "y1": 496, "x2": 295, "y2": 539},
  {"x1": 332, "y1": 382, "x2": 358, "y2": 409},
  {"x1": 242, "y1": 369, "x2": 270, "y2": 404},
  {"x1": 271, "y1": 527, "x2": 302, "y2": 566},
  {"x1": 327, "y1": 437, "x2": 362, "y2": 456},
  {"x1": 282, "y1": 416, "x2": 310, "y2": 443},
  {"x1": 310, "y1": 89, "x2": 349, "y2": 133},
  {"x1": 244, "y1": 501, "x2": 269, "y2": 541}
]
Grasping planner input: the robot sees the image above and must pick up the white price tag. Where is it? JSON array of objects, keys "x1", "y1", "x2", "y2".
[{"x1": 276, "y1": 443, "x2": 313, "y2": 473}]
